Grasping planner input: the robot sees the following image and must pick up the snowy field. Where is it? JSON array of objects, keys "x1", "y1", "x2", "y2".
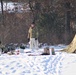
[{"x1": 0, "y1": 45, "x2": 76, "y2": 75}]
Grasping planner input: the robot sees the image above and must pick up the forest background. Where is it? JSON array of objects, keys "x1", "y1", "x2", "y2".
[{"x1": 0, "y1": 0, "x2": 76, "y2": 45}]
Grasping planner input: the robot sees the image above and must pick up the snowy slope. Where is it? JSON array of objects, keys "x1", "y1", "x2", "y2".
[{"x1": 0, "y1": 45, "x2": 76, "y2": 75}]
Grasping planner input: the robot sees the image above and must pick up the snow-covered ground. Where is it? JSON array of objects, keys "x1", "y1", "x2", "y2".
[{"x1": 0, "y1": 45, "x2": 76, "y2": 75}]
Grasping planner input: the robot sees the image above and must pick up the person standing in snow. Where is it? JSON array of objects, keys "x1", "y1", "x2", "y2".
[{"x1": 28, "y1": 23, "x2": 39, "y2": 50}]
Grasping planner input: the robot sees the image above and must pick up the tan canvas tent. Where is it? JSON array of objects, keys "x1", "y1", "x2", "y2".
[{"x1": 63, "y1": 34, "x2": 76, "y2": 53}]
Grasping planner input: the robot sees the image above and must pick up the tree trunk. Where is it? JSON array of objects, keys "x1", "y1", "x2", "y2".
[
  {"x1": 5, "y1": 1, "x2": 8, "y2": 11},
  {"x1": 64, "y1": 2, "x2": 71, "y2": 44},
  {"x1": 1, "y1": 0, "x2": 4, "y2": 25},
  {"x1": 63, "y1": 34, "x2": 76, "y2": 53}
]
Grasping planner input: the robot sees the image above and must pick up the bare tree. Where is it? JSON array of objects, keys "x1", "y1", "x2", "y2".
[{"x1": 1, "y1": 0, "x2": 4, "y2": 25}]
